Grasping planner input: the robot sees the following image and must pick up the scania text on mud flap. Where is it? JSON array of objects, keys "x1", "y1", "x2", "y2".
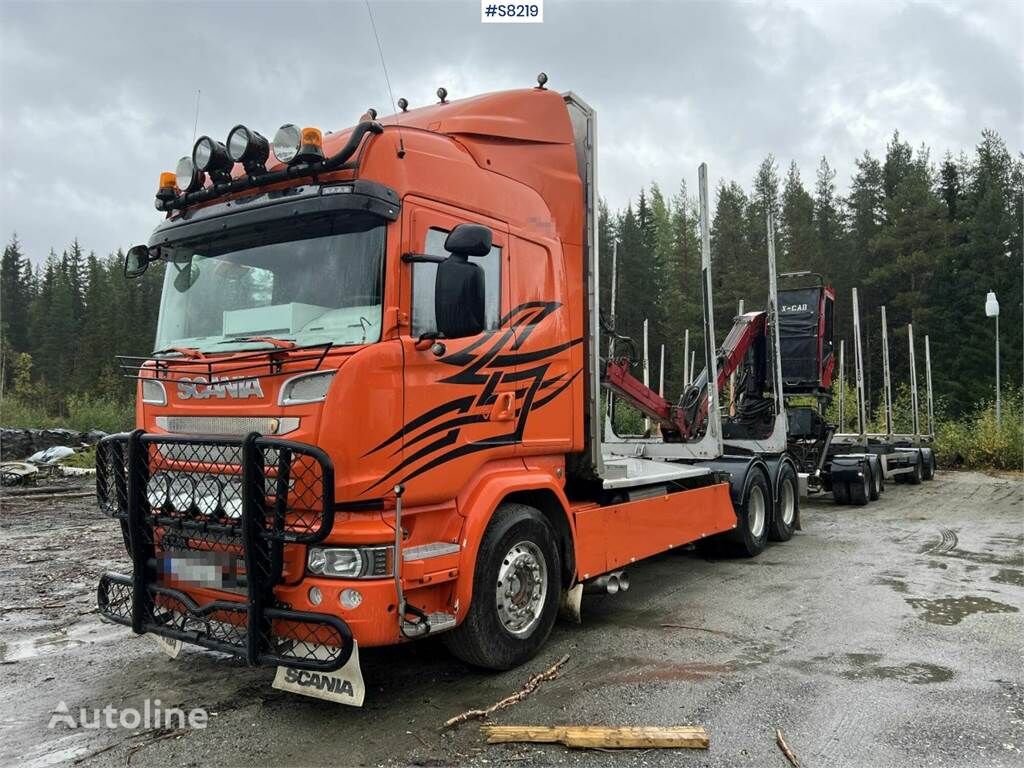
[{"x1": 96, "y1": 79, "x2": 809, "y2": 704}]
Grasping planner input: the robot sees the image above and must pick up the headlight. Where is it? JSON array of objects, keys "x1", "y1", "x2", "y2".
[
  {"x1": 194, "y1": 476, "x2": 220, "y2": 516},
  {"x1": 221, "y1": 479, "x2": 242, "y2": 519},
  {"x1": 175, "y1": 156, "x2": 203, "y2": 193},
  {"x1": 146, "y1": 472, "x2": 169, "y2": 509},
  {"x1": 307, "y1": 546, "x2": 392, "y2": 579},
  {"x1": 192, "y1": 136, "x2": 233, "y2": 181},
  {"x1": 227, "y1": 125, "x2": 269, "y2": 173},
  {"x1": 168, "y1": 474, "x2": 196, "y2": 513},
  {"x1": 272, "y1": 123, "x2": 301, "y2": 164},
  {"x1": 140, "y1": 379, "x2": 166, "y2": 405},
  {"x1": 279, "y1": 371, "x2": 335, "y2": 405}
]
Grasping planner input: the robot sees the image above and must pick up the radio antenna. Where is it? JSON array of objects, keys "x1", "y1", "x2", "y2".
[
  {"x1": 191, "y1": 89, "x2": 202, "y2": 144},
  {"x1": 365, "y1": 0, "x2": 405, "y2": 158}
]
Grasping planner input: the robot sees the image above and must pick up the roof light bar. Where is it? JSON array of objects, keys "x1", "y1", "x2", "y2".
[{"x1": 174, "y1": 156, "x2": 204, "y2": 194}]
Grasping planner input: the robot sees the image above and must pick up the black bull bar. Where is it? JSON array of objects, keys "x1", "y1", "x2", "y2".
[{"x1": 95, "y1": 430, "x2": 353, "y2": 672}]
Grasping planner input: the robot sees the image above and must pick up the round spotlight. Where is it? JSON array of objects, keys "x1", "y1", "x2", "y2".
[
  {"x1": 194, "y1": 476, "x2": 220, "y2": 516},
  {"x1": 227, "y1": 125, "x2": 269, "y2": 173},
  {"x1": 308, "y1": 586, "x2": 323, "y2": 606},
  {"x1": 192, "y1": 136, "x2": 233, "y2": 181},
  {"x1": 272, "y1": 123, "x2": 301, "y2": 164},
  {"x1": 175, "y1": 156, "x2": 204, "y2": 193},
  {"x1": 146, "y1": 472, "x2": 169, "y2": 510},
  {"x1": 168, "y1": 474, "x2": 196, "y2": 513},
  {"x1": 221, "y1": 481, "x2": 242, "y2": 520}
]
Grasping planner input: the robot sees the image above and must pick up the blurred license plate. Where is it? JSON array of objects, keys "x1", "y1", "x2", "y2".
[{"x1": 162, "y1": 549, "x2": 244, "y2": 590}]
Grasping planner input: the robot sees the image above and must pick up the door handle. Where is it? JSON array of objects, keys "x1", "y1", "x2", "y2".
[{"x1": 490, "y1": 392, "x2": 516, "y2": 422}]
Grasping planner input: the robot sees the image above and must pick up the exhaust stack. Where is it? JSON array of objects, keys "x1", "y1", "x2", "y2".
[{"x1": 583, "y1": 571, "x2": 630, "y2": 595}]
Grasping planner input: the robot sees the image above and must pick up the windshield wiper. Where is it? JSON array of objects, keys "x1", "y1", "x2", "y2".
[{"x1": 216, "y1": 335, "x2": 297, "y2": 349}]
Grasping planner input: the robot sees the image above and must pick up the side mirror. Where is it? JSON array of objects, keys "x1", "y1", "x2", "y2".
[
  {"x1": 444, "y1": 223, "x2": 492, "y2": 257},
  {"x1": 435, "y1": 254, "x2": 485, "y2": 339},
  {"x1": 124, "y1": 245, "x2": 152, "y2": 278}
]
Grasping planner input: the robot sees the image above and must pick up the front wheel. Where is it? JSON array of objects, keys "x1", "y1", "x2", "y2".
[
  {"x1": 768, "y1": 463, "x2": 798, "y2": 542},
  {"x1": 444, "y1": 503, "x2": 561, "y2": 670},
  {"x1": 922, "y1": 450, "x2": 936, "y2": 480},
  {"x1": 727, "y1": 469, "x2": 770, "y2": 557},
  {"x1": 908, "y1": 456, "x2": 923, "y2": 485},
  {"x1": 850, "y1": 468, "x2": 870, "y2": 506}
]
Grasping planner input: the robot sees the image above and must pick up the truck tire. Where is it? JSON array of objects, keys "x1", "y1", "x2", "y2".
[
  {"x1": 833, "y1": 481, "x2": 849, "y2": 505},
  {"x1": 869, "y1": 457, "x2": 884, "y2": 499},
  {"x1": 444, "y1": 503, "x2": 561, "y2": 670},
  {"x1": 768, "y1": 463, "x2": 798, "y2": 542},
  {"x1": 726, "y1": 469, "x2": 770, "y2": 557},
  {"x1": 850, "y1": 468, "x2": 870, "y2": 506},
  {"x1": 908, "y1": 456, "x2": 923, "y2": 485},
  {"x1": 922, "y1": 451, "x2": 936, "y2": 480}
]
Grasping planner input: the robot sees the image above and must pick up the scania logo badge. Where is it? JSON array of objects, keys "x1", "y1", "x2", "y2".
[{"x1": 177, "y1": 376, "x2": 265, "y2": 400}]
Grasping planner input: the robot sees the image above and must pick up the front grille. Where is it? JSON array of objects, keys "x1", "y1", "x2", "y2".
[{"x1": 155, "y1": 415, "x2": 299, "y2": 436}]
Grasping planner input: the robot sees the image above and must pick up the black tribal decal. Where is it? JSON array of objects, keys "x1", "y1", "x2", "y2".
[{"x1": 362, "y1": 302, "x2": 582, "y2": 493}]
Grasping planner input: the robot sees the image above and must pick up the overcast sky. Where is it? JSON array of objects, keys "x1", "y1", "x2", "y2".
[{"x1": 1, "y1": 0, "x2": 1020, "y2": 263}]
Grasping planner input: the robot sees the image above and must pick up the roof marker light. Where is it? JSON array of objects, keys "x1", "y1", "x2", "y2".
[
  {"x1": 226, "y1": 125, "x2": 269, "y2": 175},
  {"x1": 293, "y1": 126, "x2": 324, "y2": 164},
  {"x1": 156, "y1": 172, "x2": 178, "y2": 205}
]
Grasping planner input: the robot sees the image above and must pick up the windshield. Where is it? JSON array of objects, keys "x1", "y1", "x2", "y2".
[{"x1": 154, "y1": 211, "x2": 385, "y2": 353}]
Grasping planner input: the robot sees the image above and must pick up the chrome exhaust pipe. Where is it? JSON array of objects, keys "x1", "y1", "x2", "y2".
[{"x1": 583, "y1": 571, "x2": 628, "y2": 595}]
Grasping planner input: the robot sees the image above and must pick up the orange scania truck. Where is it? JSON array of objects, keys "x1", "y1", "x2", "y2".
[{"x1": 97, "y1": 79, "x2": 785, "y2": 704}]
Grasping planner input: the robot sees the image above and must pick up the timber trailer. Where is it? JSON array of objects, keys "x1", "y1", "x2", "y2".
[
  {"x1": 778, "y1": 276, "x2": 937, "y2": 504},
  {"x1": 94, "y1": 80, "x2": 795, "y2": 705}
]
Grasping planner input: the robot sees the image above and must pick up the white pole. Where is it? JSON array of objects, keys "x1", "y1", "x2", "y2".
[
  {"x1": 995, "y1": 313, "x2": 1001, "y2": 426},
  {"x1": 925, "y1": 335, "x2": 935, "y2": 438},
  {"x1": 643, "y1": 318, "x2": 650, "y2": 433},
  {"x1": 838, "y1": 339, "x2": 845, "y2": 431},
  {"x1": 683, "y1": 329, "x2": 690, "y2": 387},
  {"x1": 766, "y1": 213, "x2": 784, "y2": 418},
  {"x1": 698, "y1": 163, "x2": 721, "y2": 442},
  {"x1": 658, "y1": 344, "x2": 665, "y2": 398},
  {"x1": 881, "y1": 306, "x2": 893, "y2": 437},
  {"x1": 852, "y1": 288, "x2": 867, "y2": 437},
  {"x1": 908, "y1": 324, "x2": 920, "y2": 441}
]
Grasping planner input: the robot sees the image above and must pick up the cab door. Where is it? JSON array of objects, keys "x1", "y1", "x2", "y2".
[{"x1": 366, "y1": 199, "x2": 515, "y2": 507}]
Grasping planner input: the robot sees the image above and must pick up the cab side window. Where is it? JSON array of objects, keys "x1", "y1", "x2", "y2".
[{"x1": 411, "y1": 227, "x2": 501, "y2": 336}]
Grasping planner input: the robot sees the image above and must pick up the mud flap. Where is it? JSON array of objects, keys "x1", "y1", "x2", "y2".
[
  {"x1": 149, "y1": 633, "x2": 182, "y2": 659},
  {"x1": 558, "y1": 584, "x2": 583, "y2": 624},
  {"x1": 272, "y1": 641, "x2": 365, "y2": 707}
]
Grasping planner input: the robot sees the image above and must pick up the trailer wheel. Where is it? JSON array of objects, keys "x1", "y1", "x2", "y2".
[
  {"x1": 833, "y1": 481, "x2": 849, "y2": 505},
  {"x1": 768, "y1": 464, "x2": 798, "y2": 542},
  {"x1": 726, "y1": 469, "x2": 770, "y2": 557},
  {"x1": 444, "y1": 503, "x2": 561, "y2": 670},
  {"x1": 850, "y1": 468, "x2": 870, "y2": 506},
  {"x1": 870, "y1": 457, "x2": 885, "y2": 498},
  {"x1": 908, "y1": 456, "x2": 923, "y2": 485},
  {"x1": 866, "y1": 460, "x2": 881, "y2": 501},
  {"x1": 922, "y1": 450, "x2": 936, "y2": 481}
]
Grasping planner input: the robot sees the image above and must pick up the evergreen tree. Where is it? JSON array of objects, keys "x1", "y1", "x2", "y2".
[{"x1": 780, "y1": 162, "x2": 817, "y2": 272}]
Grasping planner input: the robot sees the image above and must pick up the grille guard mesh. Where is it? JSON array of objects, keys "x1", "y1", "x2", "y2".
[{"x1": 95, "y1": 431, "x2": 352, "y2": 671}]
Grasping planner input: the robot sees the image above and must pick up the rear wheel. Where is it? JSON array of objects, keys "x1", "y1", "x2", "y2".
[
  {"x1": 833, "y1": 480, "x2": 850, "y2": 505},
  {"x1": 922, "y1": 450, "x2": 936, "y2": 480},
  {"x1": 850, "y1": 468, "x2": 870, "y2": 506},
  {"x1": 768, "y1": 463, "x2": 798, "y2": 542},
  {"x1": 444, "y1": 503, "x2": 561, "y2": 670},
  {"x1": 866, "y1": 460, "x2": 880, "y2": 501},
  {"x1": 908, "y1": 456, "x2": 923, "y2": 485},
  {"x1": 727, "y1": 470, "x2": 770, "y2": 557}
]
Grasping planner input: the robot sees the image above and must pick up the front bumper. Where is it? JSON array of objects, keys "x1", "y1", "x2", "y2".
[{"x1": 95, "y1": 430, "x2": 353, "y2": 672}]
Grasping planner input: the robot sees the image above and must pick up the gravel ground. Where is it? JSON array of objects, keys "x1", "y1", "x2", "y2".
[{"x1": 0, "y1": 469, "x2": 1021, "y2": 768}]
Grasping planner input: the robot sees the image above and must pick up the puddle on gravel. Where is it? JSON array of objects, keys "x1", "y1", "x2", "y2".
[
  {"x1": 992, "y1": 569, "x2": 1024, "y2": 587},
  {"x1": 0, "y1": 621, "x2": 126, "y2": 662},
  {"x1": 906, "y1": 595, "x2": 1019, "y2": 625},
  {"x1": 840, "y1": 654, "x2": 954, "y2": 684},
  {"x1": 873, "y1": 575, "x2": 910, "y2": 594}
]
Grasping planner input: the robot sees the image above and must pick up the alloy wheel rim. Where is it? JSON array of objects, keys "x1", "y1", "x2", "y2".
[
  {"x1": 495, "y1": 541, "x2": 548, "y2": 637},
  {"x1": 748, "y1": 485, "x2": 766, "y2": 538},
  {"x1": 781, "y1": 479, "x2": 796, "y2": 526}
]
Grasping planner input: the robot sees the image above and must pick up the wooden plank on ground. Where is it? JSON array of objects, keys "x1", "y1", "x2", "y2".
[{"x1": 481, "y1": 725, "x2": 709, "y2": 750}]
